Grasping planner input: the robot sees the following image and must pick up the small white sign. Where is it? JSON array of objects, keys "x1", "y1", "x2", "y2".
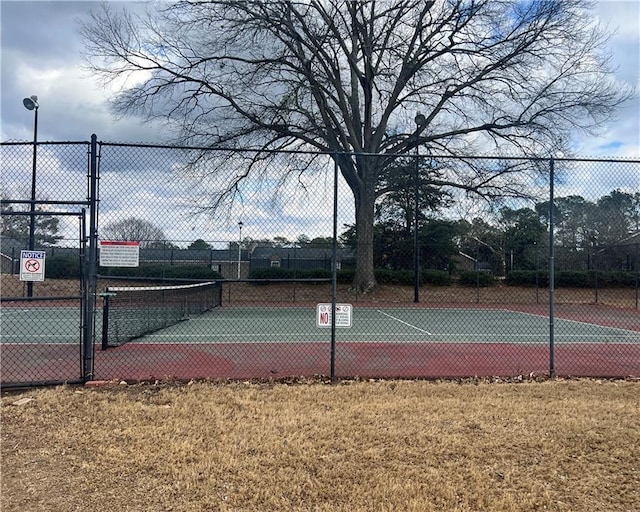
[
  {"x1": 317, "y1": 303, "x2": 352, "y2": 328},
  {"x1": 20, "y1": 250, "x2": 46, "y2": 282},
  {"x1": 99, "y1": 241, "x2": 140, "y2": 267}
]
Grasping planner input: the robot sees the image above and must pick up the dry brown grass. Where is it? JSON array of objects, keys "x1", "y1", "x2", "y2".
[{"x1": 2, "y1": 379, "x2": 639, "y2": 512}]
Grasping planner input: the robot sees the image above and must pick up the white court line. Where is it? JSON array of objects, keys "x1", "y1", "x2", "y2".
[
  {"x1": 2, "y1": 343, "x2": 78, "y2": 346},
  {"x1": 0, "y1": 335, "x2": 78, "y2": 339},
  {"x1": 497, "y1": 308, "x2": 640, "y2": 335},
  {"x1": 376, "y1": 310, "x2": 433, "y2": 335}
]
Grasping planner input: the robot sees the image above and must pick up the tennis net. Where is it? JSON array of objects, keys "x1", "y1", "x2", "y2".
[{"x1": 101, "y1": 281, "x2": 222, "y2": 348}]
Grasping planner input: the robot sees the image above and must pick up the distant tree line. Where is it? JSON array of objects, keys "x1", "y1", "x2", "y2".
[
  {"x1": 4, "y1": 190, "x2": 638, "y2": 277},
  {"x1": 340, "y1": 189, "x2": 640, "y2": 275}
]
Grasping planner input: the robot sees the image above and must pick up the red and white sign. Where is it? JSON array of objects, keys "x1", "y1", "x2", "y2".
[
  {"x1": 99, "y1": 240, "x2": 140, "y2": 267},
  {"x1": 20, "y1": 250, "x2": 46, "y2": 282},
  {"x1": 317, "y1": 303, "x2": 353, "y2": 328}
]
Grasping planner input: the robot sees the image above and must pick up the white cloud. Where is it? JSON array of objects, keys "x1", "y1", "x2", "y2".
[
  {"x1": 3, "y1": 1, "x2": 637, "y2": 152},
  {"x1": 575, "y1": 0, "x2": 640, "y2": 158}
]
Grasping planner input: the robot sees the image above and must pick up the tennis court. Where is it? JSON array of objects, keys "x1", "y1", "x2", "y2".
[
  {"x1": 2, "y1": 299, "x2": 639, "y2": 384},
  {"x1": 2, "y1": 303, "x2": 638, "y2": 345},
  {"x1": 115, "y1": 305, "x2": 639, "y2": 344},
  {"x1": 1, "y1": 306, "x2": 88, "y2": 345}
]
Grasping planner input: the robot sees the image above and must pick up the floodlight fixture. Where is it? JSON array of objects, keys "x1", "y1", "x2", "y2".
[{"x1": 23, "y1": 95, "x2": 39, "y2": 111}]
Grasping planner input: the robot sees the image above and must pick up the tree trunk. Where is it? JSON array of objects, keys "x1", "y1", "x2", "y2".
[{"x1": 353, "y1": 184, "x2": 377, "y2": 294}]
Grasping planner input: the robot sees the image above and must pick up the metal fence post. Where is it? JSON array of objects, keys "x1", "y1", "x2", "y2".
[
  {"x1": 636, "y1": 243, "x2": 640, "y2": 309},
  {"x1": 414, "y1": 150, "x2": 420, "y2": 303},
  {"x1": 548, "y1": 158, "x2": 555, "y2": 378},
  {"x1": 82, "y1": 134, "x2": 99, "y2": 381},
  {"x1": 330, "y1": 156, "x2": 339, "y2": 382}
]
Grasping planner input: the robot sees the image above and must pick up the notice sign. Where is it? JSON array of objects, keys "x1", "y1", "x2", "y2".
[
  {"x1": 317, "y1": 303, "x2": 353, "y2": 328},
  {"x1": 20, "y1": 250, "x2": 46, "y2": 282},
  {"x1": 99, "y1": 240, "x2": 140, "y2": 267}
]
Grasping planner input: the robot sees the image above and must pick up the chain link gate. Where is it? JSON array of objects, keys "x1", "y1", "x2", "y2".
[{"x1": 1, "y1": 138, "x2": 98, "y2": 387}]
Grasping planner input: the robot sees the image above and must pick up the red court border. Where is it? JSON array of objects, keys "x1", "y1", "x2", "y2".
[{"x1": 2, "y1": 341, "x2": 639, "y2": 386}]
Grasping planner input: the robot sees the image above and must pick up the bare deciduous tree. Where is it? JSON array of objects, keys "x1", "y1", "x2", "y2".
[
  {"x1": 101, "y1": 217, "x2": 168, "y2": 249},
  {"x1": 81, "y1": 0, "x2": 632, "y2": 292}
]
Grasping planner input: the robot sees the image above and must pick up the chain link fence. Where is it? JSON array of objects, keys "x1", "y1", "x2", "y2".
[{"x1": 2, "y1": 139, "x2": 639, "y2": 386}]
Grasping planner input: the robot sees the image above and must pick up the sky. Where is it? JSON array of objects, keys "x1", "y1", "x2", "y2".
[
  {"x1": 1, "y1": 0, "x2": 639, "y2": 245},
  {"x1": 1, "y1": 0, "x2": 638, "y2": 153}
]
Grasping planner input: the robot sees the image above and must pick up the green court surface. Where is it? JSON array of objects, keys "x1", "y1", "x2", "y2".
[
  {"x1": 1, "y1": 307, "x2": 91, "y2": 344},
  {"x1": 2, "y1": 305, "x2": 638, "y2": 345}
]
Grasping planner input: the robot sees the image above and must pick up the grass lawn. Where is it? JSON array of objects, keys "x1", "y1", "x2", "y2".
[{"x1": 2, "y1": 378, "x2": 639, "y2": 511}]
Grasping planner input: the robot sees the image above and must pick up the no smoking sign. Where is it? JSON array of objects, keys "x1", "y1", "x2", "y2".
[{"x1": 20, "y1": 250, "x2": 46, "y2": 282}]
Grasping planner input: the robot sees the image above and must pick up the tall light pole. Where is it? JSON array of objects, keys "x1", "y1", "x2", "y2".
[
  {"x1": 237, "y1": 221, "x2": 243, "y2": 279},
  {"x1": 414, "y1": 112, "x2": 426, "y2": 303},
  {"x1": 23, "y1": 95, "x2": 39, "y2": 298}
]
